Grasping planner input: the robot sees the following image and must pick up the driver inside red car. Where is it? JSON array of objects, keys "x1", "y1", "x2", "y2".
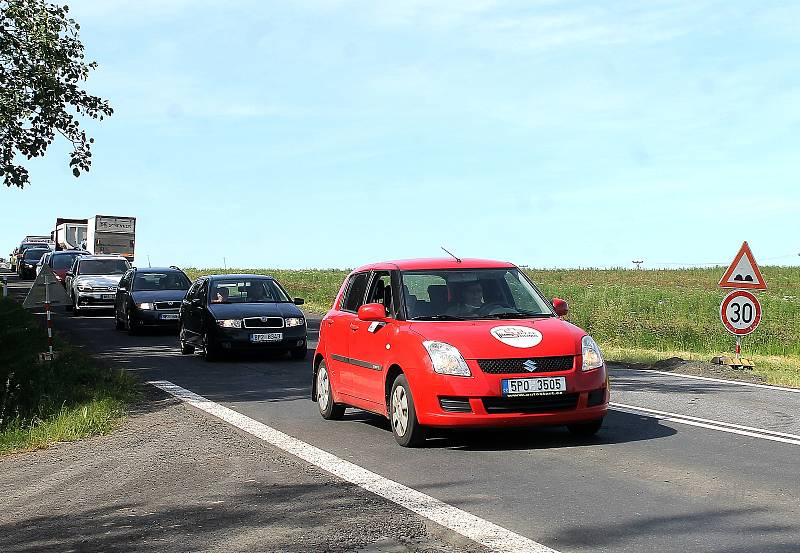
[{"x1": 446, "y1": 281, "x2": 485, "y2": 316}]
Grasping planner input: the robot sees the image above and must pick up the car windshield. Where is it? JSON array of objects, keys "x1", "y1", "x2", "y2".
[
  {"x1": 401, "y1": 268, "x2": 555, "y2": 320},
  {"x1": 208, "y1": 279, "x2": 290, "y2": 304},
  {"x1": 23, "y1": 249, "x2": 49, "y2": 262},
  {"x1": 52, "y1": 253, "x2": 83, "y2": 270},
  {"x1": 78, "y1": 259, "x2": 129, "y2": 275},
  {"x1": 133, "y1": 272, "x2": 191, "y2": 291}
]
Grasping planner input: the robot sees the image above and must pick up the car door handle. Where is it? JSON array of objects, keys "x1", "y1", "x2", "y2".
[{"x1": 349, "y1": 323, "x2": 359, "y2": 331}]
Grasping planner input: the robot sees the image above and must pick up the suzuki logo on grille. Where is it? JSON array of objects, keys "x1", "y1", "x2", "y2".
[{"x1": 523, "y1": 359, "x2": 538, "y2": 372}]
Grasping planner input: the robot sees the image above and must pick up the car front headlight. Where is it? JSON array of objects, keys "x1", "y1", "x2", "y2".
[
  {"x1": 285, "y1": 317, "x2": 305, "y2": 327},
  {"x1": 581, "y1": 335, "x2": 604, "y2": 371},
  {"x1": 137, "y1": 302, "x2": 154, "y2": 310},
  {"x1": 423, "y1": 341, "x2": 471, "y2": 377},
  {"x1": 217, "y1": 319, "x2": 242, "y2": 328}
]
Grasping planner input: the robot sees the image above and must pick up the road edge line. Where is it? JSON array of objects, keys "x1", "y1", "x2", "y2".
[
  {"x1": 611, "y1": 367, "x2": 800, "y2": 394},
  {"x1": 610, "y1": 402, "x2": 800, "y2": 446},
  {"x1": 148, "y1": 379, "x2": 559, "y2": 553}
]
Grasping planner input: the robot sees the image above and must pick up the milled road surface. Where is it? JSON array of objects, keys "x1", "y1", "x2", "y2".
[{"x1": 3, "y1": 273, "x2": 799, "y2": 553}]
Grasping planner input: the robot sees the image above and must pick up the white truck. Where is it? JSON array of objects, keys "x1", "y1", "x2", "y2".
[
  {"x1": 54, "y1": 218, "x2": 89, "y2": 251},
  {"x1": 86, "y1": 215, "x2": 136, "y2": 262}
]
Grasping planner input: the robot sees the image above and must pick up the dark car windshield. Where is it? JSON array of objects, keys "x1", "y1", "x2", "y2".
[
  {"x1": 208, "y1": 278, "x2": 290, "y2": 304},
  {"x1": 23, "y1": 249, "x2": 49, "y2": 262},
  {"x1": 52, "y1": 252, "x2": 84, "y2": 270},
  {"x1": 78, "y1": 259, "x2": 129, "y2": 275},
  {"x1": 401, "y1": 268, "x2": 554, "y2": 320},
  {"x1": 133, "y1": 272, "x2": 191, "y2": 291}
]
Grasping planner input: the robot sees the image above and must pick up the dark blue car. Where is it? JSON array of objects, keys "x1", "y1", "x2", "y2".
[
  {"x1": 114, "y1": 267, "x2": 192, "y2": 334},
  {"x1": 179, "y1": 274, "x2": 307, "y2": 361}
]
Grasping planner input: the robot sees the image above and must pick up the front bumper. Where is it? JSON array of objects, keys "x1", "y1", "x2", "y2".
[
  {"x1": 134, "y1": 309, "x2": 181, "y2": 327},
  {"x1": 212, "y1": 325, "x2": 308, "y2": 351},
  {"x1": 411, "y1": 360, "x2": 609, "y2": 428},
  {"x1": 75, "y1": 292, "x2": 116, "y2": 308}
]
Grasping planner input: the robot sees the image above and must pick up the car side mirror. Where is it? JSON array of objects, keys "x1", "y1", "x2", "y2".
[
  {"x1": 294, "y1": 297, "x2": 305, "y2": 305},
  {"x1": 552, "y1": 297, "x2": 569, "y2": 317},
  {"x1": 358, "y1": 303, "x2": 387, "y2": 321}
]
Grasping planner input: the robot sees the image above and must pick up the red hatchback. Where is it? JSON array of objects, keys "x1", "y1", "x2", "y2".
[{"x1": 312, "y1": 259, "x2": 609, "y2": 447}]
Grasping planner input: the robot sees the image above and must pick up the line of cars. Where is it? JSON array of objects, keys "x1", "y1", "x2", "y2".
[
  {"x1": 17, "y1": 246, "x2": 609, "y2": 449},
  {"x1": 34, "y1": 250, "x2": 310, "y2": 360}
]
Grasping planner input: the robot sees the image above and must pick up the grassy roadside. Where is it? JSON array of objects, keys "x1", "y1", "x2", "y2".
[
  {"x1": 0, "y1": 298, "x2": 140, "y2": 455},
  {"x1": 185, "y1": 266, "x2": 800, "y2": 387}
]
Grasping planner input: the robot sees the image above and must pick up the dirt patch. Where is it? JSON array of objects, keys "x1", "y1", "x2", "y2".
[{"x1": 609, "y1": 356, "x2": 767, "y2": 385}]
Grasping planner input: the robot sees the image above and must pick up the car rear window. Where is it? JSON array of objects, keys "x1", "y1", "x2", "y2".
[
  {"x1": 52, "y1": 253, "x2": 83, "y2": 270},
  {"x1": 23, "y1": 249, "x2": 49, "y2": 261}
]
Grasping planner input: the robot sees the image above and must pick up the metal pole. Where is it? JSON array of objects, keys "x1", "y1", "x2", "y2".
[{"x1": 735, "y1": 336, "x2": 741, "y2": 358}]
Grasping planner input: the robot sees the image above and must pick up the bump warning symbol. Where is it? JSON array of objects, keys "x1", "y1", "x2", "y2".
[{"x1": 718, "y1": 241, "x2": 767, "y2": 290}]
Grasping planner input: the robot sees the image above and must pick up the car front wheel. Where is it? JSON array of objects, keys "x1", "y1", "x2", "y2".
[
  {"x1": 203, "y1": 331, "x2": 220, "y2": 361},
  {"x1": 389, "y1": 375, "x2": 426, "y2": 447}
]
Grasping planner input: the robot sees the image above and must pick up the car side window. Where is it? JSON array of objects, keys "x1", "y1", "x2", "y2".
[
  {"x1": 186, "y1": 280, "x2": 200, "y2": 301},
  {"x1": 342, "y1": 272, "x2": 369, "y2": 312},
  {"x1": 365, "y1": 271, "x2": 393, "y2": 317},
  {"x1": 196, "y1": 280, "x2": 209, "y2": 305},
  {"x1": 119, "y1": 270, "x2": 134, "y2": 290}
]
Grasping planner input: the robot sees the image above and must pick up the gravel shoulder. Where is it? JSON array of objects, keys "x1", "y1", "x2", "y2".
[
  {"x1": 608, "y1": 357, "x2": 769, "y2": 385},
  {"x1": 0, "y1": 386, "x2": 484, "y2": 553}
]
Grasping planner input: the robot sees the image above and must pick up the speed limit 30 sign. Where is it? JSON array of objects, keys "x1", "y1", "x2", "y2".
[{"x1": 720, "y1": 290, "x2": 762, "y2": 335}]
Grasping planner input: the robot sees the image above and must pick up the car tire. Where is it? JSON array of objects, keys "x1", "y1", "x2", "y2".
[
  {"x1": 389, "y1": 374, "x2": 426, "y2": 447},
  {"x1": 115, "y1": 312, "x2": 125, "y2": 330},
  {"x1": 126, "y1": 308, "x2": 140, "y2": 336},
  {"x1": 316, "y1": 360, "x2": 345, "y2": 420},
  {"x1": 203, "y1": 331, "x2": 220, "y2": 361},
  {"x1": 567, "y1": 418, "x2": 604, "y2": 438},
  {"x1": 290, "y1": 345, "x2": 307, "y2": 360}
]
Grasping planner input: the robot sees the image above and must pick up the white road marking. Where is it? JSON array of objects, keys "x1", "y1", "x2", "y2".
[
  {"x1": 610, "y1": 402, "x2": 800, "y2": 446},
  {"x1": 610, "y1": 368, "x2": 800, "y2": 394},
  {"x1": 149, "y1": 380, "x2": 559, "y2": 553}
]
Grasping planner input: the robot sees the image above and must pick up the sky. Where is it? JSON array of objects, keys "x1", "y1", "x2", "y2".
[{"x1": 3, "y1": 0, "x2": 800, "y2": 270}]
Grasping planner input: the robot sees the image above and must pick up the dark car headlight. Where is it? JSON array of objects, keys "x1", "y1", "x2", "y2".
[
  {"x1": 284, "y1": 317, "x2": 305, "y2": 327},
  {"x1": 217, "y1": 319, "x2": 242, "y2": 328}
]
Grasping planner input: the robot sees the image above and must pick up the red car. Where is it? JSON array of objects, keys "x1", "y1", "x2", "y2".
[{"x1": 312, "y1": 258, "x2": 609, "y2": 447}]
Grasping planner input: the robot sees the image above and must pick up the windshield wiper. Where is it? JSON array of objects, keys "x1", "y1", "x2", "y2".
[
  {"x1": 485, "y1": 311, "x2": 553, "y2": 319},
  {"x1": 409, "y1": 315, "x2": 468, "y2": 321}
]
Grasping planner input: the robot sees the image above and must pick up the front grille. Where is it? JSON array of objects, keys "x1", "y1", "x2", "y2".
[
  {"x1": 482, "y1": 393, "x2": 579, "y2": 414},
  {"x1": 439, "y1": 397, "x2": 472, "y2": 413},
  {"x1": 477, "y1": 356, "x2": 574, "y2": 374},
  {"x1": 243, "y1": 317, "x2": 284, "y2": 329},
  {"x1": 155, "y1": 301, "x2": 181, "y2": 310},
  {"x1": 90, "y1": 285, "x2": 117, "y2": 292}
]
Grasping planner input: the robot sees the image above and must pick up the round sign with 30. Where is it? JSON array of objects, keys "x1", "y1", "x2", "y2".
[{"x1": 720, "y1": 290, "x2": 762, "y2": 335}]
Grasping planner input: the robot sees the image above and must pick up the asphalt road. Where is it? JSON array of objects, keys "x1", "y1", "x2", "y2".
[{"x1": 6, "y1": 275, "x2": 800, "y2": 553}]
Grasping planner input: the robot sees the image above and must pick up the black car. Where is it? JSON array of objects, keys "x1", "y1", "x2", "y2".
[
  {"x1": 114, "y1": 267, "x2": 192, "y2": 334},
  {"x1": 179, "y1": 274, "x2": 307, "y2": 360},
  {"x1": 18, "y1": 247, "x2": 51, "y2": 279}
]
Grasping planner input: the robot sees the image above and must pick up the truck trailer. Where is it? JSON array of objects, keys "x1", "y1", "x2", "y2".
[
  {"x1": 53, "y1": 218, "x2": 88, "y2": 251},
  {"x1": 86, "y1": 215, "x2": 136, "y2": 261}
]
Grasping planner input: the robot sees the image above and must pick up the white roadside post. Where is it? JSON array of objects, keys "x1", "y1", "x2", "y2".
[
  {"x1": 2, "y1": 275, "x2": 7, "y2": 298},
  {"x1": 22, "y1": 264, "x2": 70, "y2": 361}
]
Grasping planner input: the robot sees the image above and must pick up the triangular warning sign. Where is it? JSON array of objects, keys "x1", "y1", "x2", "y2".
[
  {"x1": 718, "y1": 241, "x2": 767, "y2": 290},
  {"x1": 23, "y1": 264, "x2": 71, "y2": 308}
]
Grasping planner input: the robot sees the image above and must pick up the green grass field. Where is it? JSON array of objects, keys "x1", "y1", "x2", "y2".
[{"x1": 185, "y1": 266, "x2": 800, "y2": 387}]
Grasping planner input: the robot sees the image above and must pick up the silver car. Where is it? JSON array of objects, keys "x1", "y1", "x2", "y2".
[{"x1": 66, "y1": 255, "x2": 131, "y2": 315}]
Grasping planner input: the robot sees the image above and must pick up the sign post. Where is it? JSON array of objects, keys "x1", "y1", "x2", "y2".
[
  {"x1": 713, "y1": 242, "x2": 766, "y2": 368},
  {"x1": 23, "y1": 265, "x2": 70, "y2": 361}
]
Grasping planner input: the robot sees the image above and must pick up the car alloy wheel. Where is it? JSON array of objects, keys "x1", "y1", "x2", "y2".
[
  {"x1": 316, "y1": 360, "x2": 344, "y2": 420},
  {"x1": 389, "y1": 375, "x2": 425, "y2": 447}
]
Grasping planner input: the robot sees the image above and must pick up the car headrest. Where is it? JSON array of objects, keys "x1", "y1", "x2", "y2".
[{"x1": 427, "y1": 284, "x2": 447, "y2": 306}]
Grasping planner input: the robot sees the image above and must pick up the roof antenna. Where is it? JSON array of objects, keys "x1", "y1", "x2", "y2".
[{"x1": 441, "y1": 246, "x2": 461, "y2": 263}]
